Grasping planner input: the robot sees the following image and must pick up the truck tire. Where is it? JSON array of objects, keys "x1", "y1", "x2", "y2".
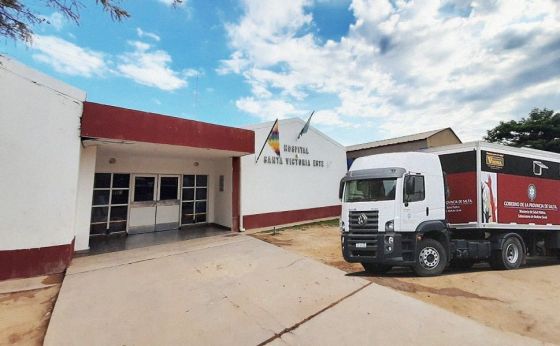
[
  {"x1": 362, "y1": 263, "x2": 393, "y2": 274},
  {"x1": 449, "y1": 259, "x2": 476, "y2": 271},
  {"x1": 489, "y1": 236, "x2": 524, "y2": 270},
  {"x1": 413, "y1": 239, "x2": 447, "y2": 277}
]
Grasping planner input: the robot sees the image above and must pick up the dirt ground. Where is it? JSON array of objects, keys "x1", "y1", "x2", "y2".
[
  {"x1": 252, "y1": 221, "x2": 560, "y2": 344},
  {"x1": 0, "y1": 274, "x2": 62, "y2": 345}
]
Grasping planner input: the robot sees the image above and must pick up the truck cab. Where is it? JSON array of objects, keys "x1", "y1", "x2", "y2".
[{"x1": 340, "y1": 152, "x2": 448, "y2": 276}]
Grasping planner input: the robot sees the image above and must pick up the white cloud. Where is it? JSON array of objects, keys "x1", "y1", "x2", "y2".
[
  {"x1": 221, "y1": 0, "x2": 560, "y2": 143},
  {"x1": 40, "y1": 12, "x2": 65, "y2": 31},
  {"x1": 182, "y1": 68, "x2": 201, "y2": 78},
  {"x1": 117, "y1": 40, "x2": 187, "y2": 91},
  {"x1": 136, "y1": 27, "x2": 161, "y2": 42},
  {"x1": 32, "y1": 35, "x2": 107, "y2": 77},
  {"x1": 158, "y1": 0, "x2": 186, "y2": 6},
  {"x1": 236, "y1": 97, "x2": 299, "y2": 120},
  {"x1": 30, "y1": 34, "x2": 191, "y2": 92}
]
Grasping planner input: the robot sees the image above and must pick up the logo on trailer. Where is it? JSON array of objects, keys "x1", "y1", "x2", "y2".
[
  {"x1": 357, "y1": 213, "x2": 368, "y2": 225},
  {"x1": 528, "y1": 184, "x2": 537, "y2": 202},
  {"x1": 486, "y1": 152, "x2": 504, "y2": 170}
]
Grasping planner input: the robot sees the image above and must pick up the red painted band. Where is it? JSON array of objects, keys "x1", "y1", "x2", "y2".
[
  {"x1": 0, "y1": 240, "x2": 74, "y2": 281},
  {"x1": 81, "y1": 102, "x2": 255, "y2": 154},
  {"x1": 243, "y1": 205, "x2": 341, "y2": 229}
]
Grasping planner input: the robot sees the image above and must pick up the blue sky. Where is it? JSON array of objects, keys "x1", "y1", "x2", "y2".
[{"x1": 2, "y1": 0, "x2": 560, "y2": 145}]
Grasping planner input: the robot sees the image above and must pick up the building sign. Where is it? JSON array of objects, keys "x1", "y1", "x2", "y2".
[{"x1": 262, "y1": 144, "x2": 326, "y2": 168}]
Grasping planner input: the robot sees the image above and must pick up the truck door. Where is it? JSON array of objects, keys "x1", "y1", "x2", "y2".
[{"x1": 401, "y1": 174, "x2": 428, "y2": 232}]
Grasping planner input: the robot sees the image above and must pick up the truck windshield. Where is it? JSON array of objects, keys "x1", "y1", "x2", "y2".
[{"x1": 344, "y1": 178, "x2": 397, "y2": 202}]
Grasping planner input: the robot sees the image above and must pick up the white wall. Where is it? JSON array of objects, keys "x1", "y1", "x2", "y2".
[
  {"x1": 213, "y1": 158, "x2": 233, "y2": 227},
  {"x1": 240, "y1": 118, "x2": 347, "y2": 218},
  {"x1": 74, "y1": 146, "x2": 97, "y2": 251},
  {"x1": 0, "y1": 56, "x2": 86, "y2": 250},
  {"x1": 94, "y1": 147, "x2": 232, "y2": 227}
]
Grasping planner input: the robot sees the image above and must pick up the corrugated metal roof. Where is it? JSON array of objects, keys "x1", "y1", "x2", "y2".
[{"x1": 347, "y1": 128, "x2": 452, "y2": 152}]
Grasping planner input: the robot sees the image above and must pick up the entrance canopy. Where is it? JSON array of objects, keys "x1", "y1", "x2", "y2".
[
  {"x1": 81, "y1": 102, "x2": 254, "y2": 156},
  {"x1": 74, "y1": 102, "x2": 254, "y2": 251}
]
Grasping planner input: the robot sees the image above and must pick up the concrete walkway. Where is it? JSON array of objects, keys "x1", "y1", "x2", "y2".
[{"x1": 45, "y1": 234, "x2": 540, "y2": 345}]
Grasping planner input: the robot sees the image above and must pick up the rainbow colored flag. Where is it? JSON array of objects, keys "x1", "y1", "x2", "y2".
[
  {"x1": 267, "y1": 120, "x2": 280, "y2": 156},
  {"x1": 255, "y1": 119, "x2": 281, "y2": 163}
]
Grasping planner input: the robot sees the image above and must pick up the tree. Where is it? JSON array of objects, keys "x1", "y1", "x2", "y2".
[
  {"x1": 485, "y1": 108, "x2": 560, "y2": 153},
  {"x1": 0, "y1": 0, "x2": 181, "y2": 43}
]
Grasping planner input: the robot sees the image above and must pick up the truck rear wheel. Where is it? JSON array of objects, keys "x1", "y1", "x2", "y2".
[
  {"x1": 413, "y1": 239, "x2": 447, "y2": 277},
  {"x1": 489, "y1": 236, "x2": 524, "y2": 270},
  {"x1": 362, "y1": 263, "x2": 393, "y2": 274}
]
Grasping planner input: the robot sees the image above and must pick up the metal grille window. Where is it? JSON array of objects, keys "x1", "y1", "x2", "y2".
[
  {"x1": 90, "y1": 173, "x2": 130, "y2": 236},
  {"x1": 181, "y1": 175, "x2": 208, "y2": 225}
]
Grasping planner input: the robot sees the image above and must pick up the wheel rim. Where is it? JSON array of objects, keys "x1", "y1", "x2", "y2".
[
  {"x1": 505, "y1": 243, "x2": 519, "y2": 264},
  {"x1": 419, "y1": 247, "x2": 440, "y2": 270}
]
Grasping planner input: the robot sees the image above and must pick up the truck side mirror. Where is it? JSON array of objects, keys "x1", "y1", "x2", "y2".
[{"x1": 339, "y1": 179, "x2": 345, "y2": 200}]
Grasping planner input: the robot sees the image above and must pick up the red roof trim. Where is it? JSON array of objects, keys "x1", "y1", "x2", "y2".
[{"x1": 81, "y1": 102, "x2": 255, "y2": 154}]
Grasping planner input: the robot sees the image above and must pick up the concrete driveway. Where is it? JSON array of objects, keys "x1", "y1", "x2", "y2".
[{"x1": 45, "y1": 234, "x2": 539, "y2": 345}]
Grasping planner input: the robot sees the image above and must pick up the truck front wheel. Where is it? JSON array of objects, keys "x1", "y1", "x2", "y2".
[
  {"x1": 362, "y1": 263, "x2": 393, "y2": 274},
  {"x1": 490, "y1": 236, "x2": 525, "y2": 270},
  {"x1": 413, "y1": 239, "x2": 447, "y2": 276}
]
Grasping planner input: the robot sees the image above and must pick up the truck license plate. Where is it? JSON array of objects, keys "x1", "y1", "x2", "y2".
[{"x1": 356, "y1": 243, "x2": 367, "y2": 248}]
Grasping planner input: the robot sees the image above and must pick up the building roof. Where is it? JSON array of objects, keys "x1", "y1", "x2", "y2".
[
  {"x1": 81, "y1": 102, "x2": 255, "y2": 155},
  {"x1": 346, "y1": 128, "x2": 458, "y2": 152}
]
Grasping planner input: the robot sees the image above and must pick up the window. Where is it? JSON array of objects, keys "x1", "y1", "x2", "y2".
[
  {"x1": 219, "y1": 175, "x2": 224, "y2": 192},
  {"x1": 159, "y1": 177, "x2": 179, "y2": 200},
  {"x1": 111, "y1": 189, "x2": 129, "y2": 204},
  {"x1": 90, "y1": 173, "x2": 130, "y2": 236},
  {"x1": 181, "y1": 175, "x2": 208, "y2": 225},
  {"x1": 404, "y1": 175, "x2": 425, "y2": 203},
  {"x1": 133, "y1": 176, "x2": 155, "y2": 202},
  {"x1": 94, "y1": 173, "x2": 111, "y2": 189},
  {"x1": 344, "y1": 178, "x2": 397, "y2": 202}
]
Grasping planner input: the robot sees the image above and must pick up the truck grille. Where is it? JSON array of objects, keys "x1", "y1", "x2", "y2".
[{"x1": 349, "y1": 210, "x2": 379, "y2": 233}]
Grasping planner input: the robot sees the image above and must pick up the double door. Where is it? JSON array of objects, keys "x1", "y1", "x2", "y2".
[
  {"x1": 129, "y1": 174, "x2": 181, "y2": 233},
  {"x1": 128, "y1": 174, "x2": 209, "y2": 234}
]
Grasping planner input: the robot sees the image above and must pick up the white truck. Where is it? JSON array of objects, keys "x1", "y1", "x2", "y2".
[{"x1": 340, "y1": 141, "x2": 560, "y2": 276}]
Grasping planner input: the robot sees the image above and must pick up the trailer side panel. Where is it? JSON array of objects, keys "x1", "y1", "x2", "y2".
[
  {"x1": 481, "y1": 150, "x2": 560, "y2": 226},
  {"x1": 439, "y1": 150, "x2": 477, "y2": 224}
]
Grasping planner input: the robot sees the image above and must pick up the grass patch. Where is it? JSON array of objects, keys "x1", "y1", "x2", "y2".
[{"x1": 258, "y1": 218, "x2": 340, "y2": 235}]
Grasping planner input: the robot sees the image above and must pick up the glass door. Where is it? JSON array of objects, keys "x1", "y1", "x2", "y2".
[
  {"x1": 155, "y1": 175, "x2": 181, "y2": 231},
  {"x1": 128, "y1": 174, "x2": 157, "y2": 234}
]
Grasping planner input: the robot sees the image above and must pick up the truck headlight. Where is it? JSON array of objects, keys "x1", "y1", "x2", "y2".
[
  {"x1": 384, "y1": 235, "x2": 395, "y2": 254},
  {"x1": 385, "y1": 220, "x2": 394, "y2": 232},
  {"x1": 340, "y1": 220, "x2": 347, "y2": 233}
]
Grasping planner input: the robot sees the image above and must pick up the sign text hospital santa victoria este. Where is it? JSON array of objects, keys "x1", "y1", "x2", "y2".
[{"x1": 262, "y1": 145, "x2": 326, "y2": 167}]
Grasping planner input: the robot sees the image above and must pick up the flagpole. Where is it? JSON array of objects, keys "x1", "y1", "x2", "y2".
[
  {"x1": 297, "y1": 110, "x2": 315, "y2": 140},
  {"x1": 255, "y1": 119, "x2": 278, "y2": 163}
]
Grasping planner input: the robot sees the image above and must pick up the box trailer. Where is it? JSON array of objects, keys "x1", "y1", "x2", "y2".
[{"x1": 339, "y1": 141, "x2": 560, "y2": 276}]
